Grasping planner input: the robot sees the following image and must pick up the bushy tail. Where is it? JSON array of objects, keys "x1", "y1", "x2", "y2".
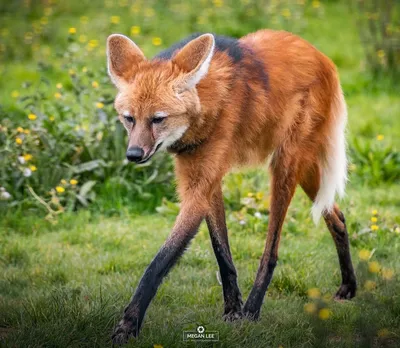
[{"x1": 312, "y1": 85, "x2": 348, "y2": 224}]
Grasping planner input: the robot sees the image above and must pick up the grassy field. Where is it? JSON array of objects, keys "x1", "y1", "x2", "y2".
[{"x1": 1, "y1": 0, "x2": 400, "y2": 347}]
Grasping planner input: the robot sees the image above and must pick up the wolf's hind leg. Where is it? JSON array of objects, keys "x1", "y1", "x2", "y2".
[{"x1": 300, "y1": 163, "x2": 357, "y2": 300}]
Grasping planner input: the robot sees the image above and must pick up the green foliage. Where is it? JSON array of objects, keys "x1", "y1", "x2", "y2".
[
  {"x1": 350, "y1": 136, "x2": 400, "y2": 186},
  {"x1": 352, "y1": 0, "x2": 400, "y2": 79},
  {"x1": 0, "y1": 38, "x2": 174, "y2": 217}
]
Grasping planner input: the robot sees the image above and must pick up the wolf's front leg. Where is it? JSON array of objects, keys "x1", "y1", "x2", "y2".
[
  {"x1": 206, "y1": 187, "x2": 243, "y2": 320},
  {"x1": 111, "y1": 202, "x2": 207, "y2": 345}
]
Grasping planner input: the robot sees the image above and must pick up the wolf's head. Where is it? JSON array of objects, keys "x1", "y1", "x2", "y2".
[{"x1": 106, "y1": 33, "x2": 215, "y2": 163}]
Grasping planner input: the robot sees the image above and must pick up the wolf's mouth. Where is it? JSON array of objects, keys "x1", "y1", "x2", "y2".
[{"x1": 136, "y1": 142, "x2": 163, "y2": 164}]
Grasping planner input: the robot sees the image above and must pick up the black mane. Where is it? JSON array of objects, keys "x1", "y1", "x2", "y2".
[{"x1": 153, "y1": 33, "x2": 243, "y2": 63}]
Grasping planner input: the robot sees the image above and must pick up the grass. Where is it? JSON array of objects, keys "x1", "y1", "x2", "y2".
[
  {"x1": 1, "y1": 0, "x2": 400, "y2": 347},
  {"x1": 1, "y1": 182, "x2": 400, "y2": 347}
]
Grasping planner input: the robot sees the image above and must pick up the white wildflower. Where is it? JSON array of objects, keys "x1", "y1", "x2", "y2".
[
  {"x1": 254, "y1": 211, "x2": 262, "y2": 219},
  {"x1": 0, "y1": 190, "x2": 11, "y2": 200},
  {"x1": 18, "y1": 156, "x2": 25, "y2": 164},
  {"x1": 23, "y1": 168, "x2": 32, "y2": 177}
]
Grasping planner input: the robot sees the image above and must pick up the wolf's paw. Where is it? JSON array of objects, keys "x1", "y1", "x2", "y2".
[
  {"x1": 334, "y1": 282, "x2": 357, "y2": 301},
  {"x1": 111, "y1": 318, "x2": 138, "y2": 345}
]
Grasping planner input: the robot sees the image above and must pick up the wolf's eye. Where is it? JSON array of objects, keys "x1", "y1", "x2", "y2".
[
  {"x1": 124, "y1": 115, "x2": 135, "y2": 124},
  {"x1": 151, "y1": 117, "x2": 165, "y2": 124}
]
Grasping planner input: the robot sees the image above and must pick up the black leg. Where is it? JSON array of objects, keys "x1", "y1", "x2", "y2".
[
  {"x1": 206, "y1": 188, "x2": 243, "y2": 320},
  {"x1": 112, "y1": 206, "x2": 205, "y2": 344},
  {"x1": 243, "y1": 161, "x2": 297, "y2": 319},
  {"x1": 324, "y1": 206, "x2": 357, "y2": 299}
]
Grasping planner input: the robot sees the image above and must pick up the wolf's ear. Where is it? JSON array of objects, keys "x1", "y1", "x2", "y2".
[
  {"x1": 172, "y1": 33, "x2": 215, "y2": 92},
  {"x1": 107, "y1": 34, "x2": 145, "y2": 88}
]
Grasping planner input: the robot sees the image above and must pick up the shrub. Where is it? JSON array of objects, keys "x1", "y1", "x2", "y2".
[
  {"x1": 352, "y1": 0, "x2": 400, "y2": 79},
  {"x1": 349, "y1": 136, "x2": 400, "y2": 186},
  {"x1": 0, "y1": 36, "x2": 174, "y2": 219}
]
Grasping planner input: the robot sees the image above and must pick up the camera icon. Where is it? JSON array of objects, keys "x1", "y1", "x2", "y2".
[{"x1": 197, "y1": 326, "x2": 205, "y2": 334}]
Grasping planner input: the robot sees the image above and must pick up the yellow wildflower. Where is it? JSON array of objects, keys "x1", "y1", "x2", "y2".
[
  {"x1": 68, "y1": 69, "x2": 76, "y2": 76},
  {"x1": 29, "y1": 165, "x2": 37, "y2": 172},
  {"x1": 371, "y1": 216, "x2": 378, "y2": 223},
  {"x1": 131, "y1": 26, "x2": 141, "y2": 36},
  {"x1": 312, "y1": 0, "x2": 320, "y2": 8},
  {"x1": 377, "y1": 328, "x2": 389, "y2": 338},
  {"x1": 256, "y1": 192, "x2": 263, "y2": 200},
  {"x1": 364, "y1": 280, "x2": 376, "y2": 291},
  {"x1": 11, "y1": 90, "x2": 20, "y2": 98},
  {"x1": 23, "y1": 154, "x2": 33, "y2": 161},
  {"x1": 16, "y1": 137, "x2": 23, "y2": 145},
  {"x1": 110, "y1": 16, "x2": 120, "y2": 24},
  {"x1": 68, "y1": 27, "x2": 77, "y2": 34},
  {"x1": 28, "y1": 113, "x2": 37, "y2": 121},
  {"x1": 281, "y1": 9, "x2": 291, "y2": 18},
  {"x1": 247, "y1": 192, "x2": 254, "y2": 197},
  {"x1": 307, "y1": 288, "x2": 321, "y2": 299},
  {"x1": 88, "y1": 39, "x2": 99, "y2": 48},
  {"x1": 382, "y1": 268, "x2": 394, "y2": 281},
  {"x1": 213, "y1": 0, "x2": 223, "y2": 7},
  {"x1": 79, "y1": 35, "x2": 87, "y2": 43},
  {"x1": 318, "y1": 308, "x2": 331, "y2": 320},
  {"x1": 23, "y1": 129, "x2": 30, "y2": 134},
  {"x1": 96, "y1": 102, "x2": 104, "y2": 109},
  {"x1": 130, "y1": 4, "x2": 140, "y2": 14},
  {"x1": 152, "y1": 37, "x2": 162, "y2": 46},
  {"x1": 54, "y1": 92, "x2": 62, "y2": 99},
  {"x1": 376, "y1": 134, "x2": 384, "y2": 141},
  {"x1": 44, "y1": 7, "x2": 52, "y2": 16},
  {"x1": 61, "y1": 179, "x2": 67, "y2": 185},
  {"x1": 371, "y1": 224, "x2": 379, "y2": 231},
  {"x1": 40, "y1": 17, "x2": 48, "y2": 25},
  {"x1": 304, "y1": 302, "x2": 317, "y2": 314},
  {"x1": 368, "y1": 261, "x2": 380, "y2": 273},
  {"x1": 17, "y1": 127, "x2": 24, "y2": 132},
  {"x1": 56, "y1": 186, "x2": 65, "y2": 193},
  {"x1": 377, "y1": 50, "x2": 385, "y2": 58},
  {"x1": 82, "y1": 67, "x2": 88, "y2": 73},
  {"x1": 144, "y1": 8, "x2": 155, "y2": 17},
  {"x1": 359, "y1": 249, "x2": 370, "y2": 261},
  {"x1": 70, "y1": 179, "x2": 78, "y2": 185},
  {"x1": 56, "y1": 83, "x2": 63, "y2": 89},
  {"x1": 372, "y1": 209, "x2": 378, "y2": 215},
  {"x1": 49, "y1": 115, "x2": 55, "y2": 121},
  {"x1": 92, "y1": 81, "x2": 99, "y2": 88}
]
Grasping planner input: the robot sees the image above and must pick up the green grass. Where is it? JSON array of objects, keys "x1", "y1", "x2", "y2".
[
  {"x1": 1, "y1": 0, "x2": 400, "y2": 347},
  {"x1": 1, "y1": 183, "x2": 400, "y2": 347}
]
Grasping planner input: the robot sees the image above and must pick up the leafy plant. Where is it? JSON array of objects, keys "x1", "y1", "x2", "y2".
[
  {"x1": 349, "y1": 136, "x2": 400, "y2": 186},
  {"x1": 351, "y1": 0, "x2": 400, "y2": 79}
]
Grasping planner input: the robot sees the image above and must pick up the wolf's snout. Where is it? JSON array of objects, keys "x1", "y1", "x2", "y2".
[{"x1": 126, "y1": 146, "x2": 144, "y2": 163}]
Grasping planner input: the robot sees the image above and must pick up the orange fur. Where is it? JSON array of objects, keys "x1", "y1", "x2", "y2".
[
  {"x1": 108, "y1": 30, "x2": 356, "y2": 342},
  {"x1": 108, "y1": 30, "x2": 341, "y2": 207}
]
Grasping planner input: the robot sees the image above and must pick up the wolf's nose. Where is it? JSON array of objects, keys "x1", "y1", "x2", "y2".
[{"x1": 126, "y1": 146, "x2": 144, "y2": 162}]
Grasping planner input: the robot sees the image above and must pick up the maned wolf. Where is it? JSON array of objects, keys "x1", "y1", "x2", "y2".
[{"x1": 106, "y1": 30, "x2": 356, "y2": 344}]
